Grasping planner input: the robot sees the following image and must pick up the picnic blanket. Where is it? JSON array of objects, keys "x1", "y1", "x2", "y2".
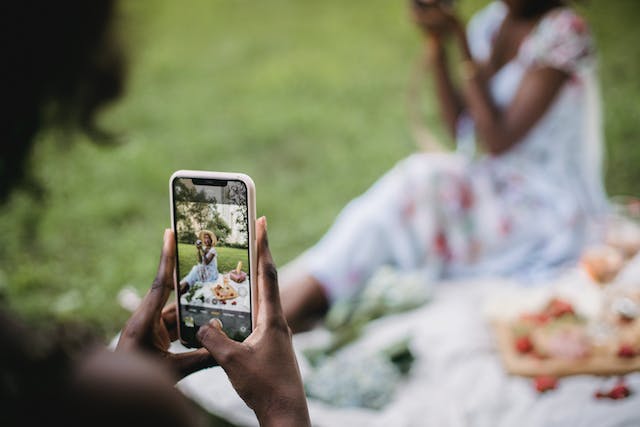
[{"x1": 171, "y1": 256, "x2": 640, "y2": 427}]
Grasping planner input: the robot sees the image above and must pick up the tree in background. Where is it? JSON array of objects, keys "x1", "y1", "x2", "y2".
[
  {"x1": 225, "y1": 181, "x2": 248, "y2": 246},
  {"x1": 174, "y1": 180, "x2": 231, "y2": 244}
]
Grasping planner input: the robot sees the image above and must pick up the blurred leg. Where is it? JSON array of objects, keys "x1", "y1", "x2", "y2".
[{"x1": 280, "y1": 271, "x2": 329, "y2": 333}]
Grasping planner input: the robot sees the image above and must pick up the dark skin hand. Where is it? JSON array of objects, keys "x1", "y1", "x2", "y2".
[
  {"x1": 412, "y1": 1, "x2": 569, "y2": 155},
  {"x1": 197, "y1": 217, "x2": 311, "y2": 427},
  {"x1": 117, "y1": 229, "x2": 216, "y2": 380},
  {"x1": 116, "y1": 220, "x2": 310, "y2": 426}
]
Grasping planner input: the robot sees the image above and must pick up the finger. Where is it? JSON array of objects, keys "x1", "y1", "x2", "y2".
[
  {"x1": 146, "y1": 229, "x2": 176, "y2": 312},
  {"x1": 197, "y1": 320, "x2": 242, "y2": 367},
  {"x1": 161, "y1": 302, "x2": 179, "y2": 342},
  {"x1": 256, "y1": 216, "x2": 284, "y2": 322},
  {"x1": 167, "y1": 348, "x2": 217, "y2": 378},
  {"x1": 125, "y1": 230, "x2": 176, "y2": 336}
]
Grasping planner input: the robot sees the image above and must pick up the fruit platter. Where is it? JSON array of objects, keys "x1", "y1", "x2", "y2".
[
  {"x1": 181, "y1": 265, "x2": 250, "y2": 312},
  {"x1": 492, "y1": 293, "x2": 640, "y2": 378}
]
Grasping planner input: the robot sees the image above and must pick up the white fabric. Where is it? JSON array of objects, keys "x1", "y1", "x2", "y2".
[
  {"x1": 182, "y1": 246, "x2": 219, "y2": 285},
  {"x1": 175, "y1": 255, "x2": 640, "y2": 427}
]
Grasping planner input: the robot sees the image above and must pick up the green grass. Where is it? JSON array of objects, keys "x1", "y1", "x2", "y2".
[
  {"x1": 0, "y1": 0, "x2": 638, "y2": 340},
  {"x1": 177, "y1": 244, "x2": 249, "y2": 280}
]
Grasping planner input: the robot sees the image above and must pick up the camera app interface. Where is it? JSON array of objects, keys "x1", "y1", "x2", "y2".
[{"x1": 173, "y1": 178, "x2": 251, "y2": 343}]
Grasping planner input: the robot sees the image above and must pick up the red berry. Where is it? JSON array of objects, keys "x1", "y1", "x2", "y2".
[
  {"x1": 232, "y1": 301, "x2": 237, "y2": 305},
  {"x1": 617, "y1": 344, "x2": 636, "y2": 358},
  {"x1": 594, "y1": 380, "x2": 632, "y2": 400},
  {"x1": 609, "y1": 384, "x2": 631, "y2": 399},
  {"x1": 515, "y1": 336, "x2": 534, "y2": 354},
  {"x1": 534, "y1": 376, "x2": 558, "y2": 393}
]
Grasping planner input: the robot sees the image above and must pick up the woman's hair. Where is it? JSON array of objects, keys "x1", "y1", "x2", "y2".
[
  {"x1": 1, "y1": 0, "x2": 126, "y2": 202},
  {"x1": 516, "y1": 0, "x2": 569, "y2": 18}
]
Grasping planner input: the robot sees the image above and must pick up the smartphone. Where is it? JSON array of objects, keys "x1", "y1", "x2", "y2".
[{"x1": 170, "y1": 170, "x2": 257, "y2": 348}]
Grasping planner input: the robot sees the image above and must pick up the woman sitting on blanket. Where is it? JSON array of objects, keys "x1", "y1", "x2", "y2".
[
  {"x1": 281, "y1": 0, "x2": 609, "y2": 332},
  {"x1": 180, "y1": 229, "x2": 220, "y2": 293}
]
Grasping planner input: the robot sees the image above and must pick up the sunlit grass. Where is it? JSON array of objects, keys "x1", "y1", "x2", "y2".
[{"x1": 0, "y1": 0, "x2": 637, "y2": 338}]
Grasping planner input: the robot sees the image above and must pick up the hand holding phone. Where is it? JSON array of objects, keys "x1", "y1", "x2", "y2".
[
  {"x1": 116, "y1": 229, "x2": 215, "y2": 378},
  {"x1": 411, "y1": 0, "x2": 458, "y2": 39},
  {"x1": 197, "y1": 217, "x2": 311, "y2": 426}
]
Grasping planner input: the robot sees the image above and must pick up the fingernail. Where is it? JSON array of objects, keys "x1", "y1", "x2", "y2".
[
  {"x1": 262, "y1": 216, "x2": 267, "y2": 231},
  {"x1": 209, "y1": 318, "x2": 223, "y2": 329}
]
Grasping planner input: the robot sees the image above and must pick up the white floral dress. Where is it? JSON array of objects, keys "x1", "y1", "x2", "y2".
[
  {"x1": 305, "y1": 2, "x2": 608, "y2": 302},
  {"x1": 182, "y1": 246, "x2": 219, "y2": 285}
]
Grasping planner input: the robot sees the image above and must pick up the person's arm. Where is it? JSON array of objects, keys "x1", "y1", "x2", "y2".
[
  {"x1": 281, "y1": 274, "x2": 329, "y2": 333},
  {"x1": 425, "y1": 36, "x2": 465, "y2": 137},
  {"x1": 196, "y1": 244, "x2": 204, "y2": 263},
  {"x1": 452, "y1": 23, "x2": 569, "y2": 155},
  {"x1": 414, "y1": 4, "x2": 570, "y2": 155},
  {"x1": 413, "y1": 1, "x2": 464, "y2": 138},
  {"x1": 202, "y1": 247, "x2": 216, "y2": 265},
  {"x1": 197, "y1": 217, "x2": 311, "y2": 427}
]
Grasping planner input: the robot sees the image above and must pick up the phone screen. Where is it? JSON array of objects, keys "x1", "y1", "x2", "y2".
[{"x1": 172, "y1": 176, "x2": 252, "y2": 346}]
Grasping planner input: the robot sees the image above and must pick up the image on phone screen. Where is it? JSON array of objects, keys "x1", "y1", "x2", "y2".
[{"x1": 172, "y1": 177, "x2": 252, "y2": 345}]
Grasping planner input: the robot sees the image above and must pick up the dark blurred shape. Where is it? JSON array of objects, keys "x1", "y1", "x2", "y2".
[
  {"x1": 0, "y1": 306, "x2": 97, "y2": 424},
  {"x1": 1, "y1": 0, "x2": 127, "y2": 202}
]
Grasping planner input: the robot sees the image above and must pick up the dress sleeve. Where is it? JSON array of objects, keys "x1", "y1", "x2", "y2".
[
  {"x1": 466, "y1": 1, "x2": 507, "y2": 62},
  {"x1": 520, "y1": 9, "x2": 595, "y2": 75}
]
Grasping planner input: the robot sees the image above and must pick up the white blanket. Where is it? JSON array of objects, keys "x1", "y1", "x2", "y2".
[{"x1": 175, "y1": 257, "x2": 640, "y2": 427}]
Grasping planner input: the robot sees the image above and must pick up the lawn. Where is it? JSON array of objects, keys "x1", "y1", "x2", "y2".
[
  {"x1": 0, "y1": 0, "x2": 638, "y2": 339},
  {"x1": 177, "y1": 244, "x2": 249, "y2": 281}
]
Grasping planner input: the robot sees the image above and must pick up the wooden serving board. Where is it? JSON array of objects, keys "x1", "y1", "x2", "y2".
[{"x1": 492, "y1": 320, "x2": 640, "y2": 378}]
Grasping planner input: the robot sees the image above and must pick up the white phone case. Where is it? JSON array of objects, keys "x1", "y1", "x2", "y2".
[{"x1": 169, "y1": 170, "x2": 257, "y2": 347}]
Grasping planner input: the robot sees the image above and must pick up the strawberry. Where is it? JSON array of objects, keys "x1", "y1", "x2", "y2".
[
  {"x1": 609, "y1": 384, "x2": 632, "y2": 399},
  {"x1": 595, "y1": 379, "x2": 632, "y2": 400},
  {"x1": 534, "y1": 376, "x2": 558, "y2": 393},
  {"x1": 617, "y1": 344, "x2": 636, "y2": 358},
  {"x1": 515, "y1": 336, "x2": 534, "y2": 354}
]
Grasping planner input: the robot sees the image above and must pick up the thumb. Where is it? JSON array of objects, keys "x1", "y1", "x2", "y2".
[
  {"x1": 147, "y1": 229, "x2": 176, "y2": 312},
  {"x1": 197, "y1": 320, "x2": 242, "y2": 366}
]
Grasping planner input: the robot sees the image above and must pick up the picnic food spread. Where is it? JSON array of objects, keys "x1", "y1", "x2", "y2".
[
  {"x1": 213, "y1": 276, "x2": 239, "y2": 300},
  {"x1": 493, "y1": 292, "x2": 640, "y2": 380}
]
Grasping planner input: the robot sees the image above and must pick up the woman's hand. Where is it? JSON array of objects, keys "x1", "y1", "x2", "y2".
[
  {"x1": 411, "y1": 0, "x2": 460, "y2": 41},
  {"x1": 117, "y1": 229, "x2": 216, "y2": 380},
  {"x1": 197, "y1": 217, "x2": 311, "y2": 427}
]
